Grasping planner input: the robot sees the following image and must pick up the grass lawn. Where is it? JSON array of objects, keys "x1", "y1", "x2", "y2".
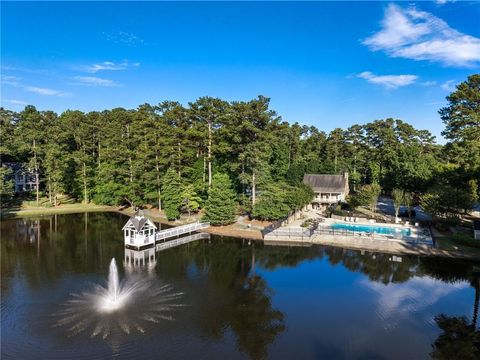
[
  {"x1": 1, "y1": 195, "x2": 120, "y2": 218},
  {"x1": 436, "y1": 236, "x2": 480, "y2": 257}
]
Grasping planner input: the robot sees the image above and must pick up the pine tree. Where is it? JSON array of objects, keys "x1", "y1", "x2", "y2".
[
  {"x1": 252, "y1": 182, "x2": 290, "y2": 221},
  {"x1": 162, "y1": 167, "x2": 183, "y2": 220},
  {"x1": 203, "y1": 173, "x2": 236, "y2": 225},
  {"x1": 42, "y1": 111, "x2": 69, "y2": 206},
  {"x1": 0, "y1": 166, "x2": 14, "y2": 198},
  {"x1": 0, "y1": 109, "x2": 16, "y2": 198},
  {"x1": 181, "y1": 184, "x2": 202, "y2": 217},
  {"x1": 15, "y1": 106, "x2": 45, "y2": 205}
]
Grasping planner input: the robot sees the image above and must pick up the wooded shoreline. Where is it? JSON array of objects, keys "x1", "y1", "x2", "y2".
[{"x1": 4, "y1": 207, "x2": 479, "y2": 260}]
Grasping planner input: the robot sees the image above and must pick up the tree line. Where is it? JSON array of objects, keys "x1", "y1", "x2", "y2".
[{"x1": 1, "y1": 74, "x2": 479, "y2": 223}]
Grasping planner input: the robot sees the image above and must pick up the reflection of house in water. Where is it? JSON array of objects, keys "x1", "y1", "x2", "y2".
[
  {"x1": 124, "y1": 247, "x2": 156, "y2": 268},
  {"x1": 14, "y1": 218, "x2": 41, "y2": 244},
  {"x1": 124, "y1": 233, "x2": 211, "y2": 269},
  {"x1": 122, "y1": 211, "x2": 211, "y2": 270}
]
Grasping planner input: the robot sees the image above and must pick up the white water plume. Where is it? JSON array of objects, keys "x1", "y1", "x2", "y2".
[{"x1": 54, "y1": 258, "x2": 185, "y2": 339}]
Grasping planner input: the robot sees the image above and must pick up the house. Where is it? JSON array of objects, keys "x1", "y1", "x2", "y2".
[
  {"x1": 474, "y1": 221, "x2": 480, "y2": 241},
  {"x1": 472, "y1": 203, "x2": 480, "y2": 217},
  {"x1": 303, "y1": 172, "x2": 349, "y2": 209},
  {"x1": 3, "y1": 163, "x2": 38, "y2": 193},
  {"x1": 122, "y1": 211, "x2": 158, "y2": 248}
]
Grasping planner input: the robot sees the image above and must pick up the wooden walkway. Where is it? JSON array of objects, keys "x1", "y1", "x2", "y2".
[
  {"x1": 155, "y1": 222, "x2": 210, "y2": 241},
  {"x1": 155, "y1": 233, "x2": 210, "y2": 252}
]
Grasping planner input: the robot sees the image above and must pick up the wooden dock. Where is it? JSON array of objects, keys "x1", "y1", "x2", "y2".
[
  {"x1": 125, "y1": 221, "x2": 210, "y2": 249},
  {"x1": 155, "y1": 233, "x2": 210, "y2": 252},
  {"x1": 155, "y1": 222, "x2": 210, "y2": 242}
]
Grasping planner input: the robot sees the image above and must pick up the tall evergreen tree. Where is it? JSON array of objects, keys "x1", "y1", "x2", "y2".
[
  {"x1": 162, "y1": 167, "x2": 183, "y2": 220},
  {"x1": 15, "y1": 106, "x2": 44, "y2": 205},
  {"x1": 440, "y1": 74, "x2": 480, "y2": 174},
  {"x1": 204, "y1": 173, "x2": 237, "y2": 225}
]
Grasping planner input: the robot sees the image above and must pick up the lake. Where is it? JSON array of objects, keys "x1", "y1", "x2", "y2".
[{"x1": 1, "y1": 212, "x2": 478, "y2": 359}]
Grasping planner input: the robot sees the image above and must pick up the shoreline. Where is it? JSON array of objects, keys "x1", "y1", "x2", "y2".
[
  {"x1": 3, "y1": 206, "x2": 479, "y2": 259},
  {"x1": 264, "y1": 236, "x2": 480, "y2": 260},
  {"x1": 1, "y1": 205, "x2": 265, "y2": 241}
]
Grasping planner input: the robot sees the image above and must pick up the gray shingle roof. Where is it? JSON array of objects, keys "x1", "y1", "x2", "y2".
[
  {"x1": 122, "y1": 210, "x2": 157, "y2": 232},
  {"x1": 303, "y1": 174, "x2": 346, "y2": 193},
  {"x1": 2, "y1": 162, "x2": 30, "y2": 175},
  {"x1": 130, "y1": 216, "x2": 148, "y2": 232}
]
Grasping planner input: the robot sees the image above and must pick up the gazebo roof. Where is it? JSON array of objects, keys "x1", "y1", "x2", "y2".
[{"x1": 122, "y1": 211, "x2": 157, "y2": 231}]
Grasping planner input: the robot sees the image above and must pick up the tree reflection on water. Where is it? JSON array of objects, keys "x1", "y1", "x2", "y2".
[
  {"x1": 431, "y1": 314, "x2": 480, "y2": 359},
  {"x1": 431, "y1": 273, "x2": 480, "y2": 359},
  {"x1": 2, "y1": 213, "x2": 480, "y2": 359}
]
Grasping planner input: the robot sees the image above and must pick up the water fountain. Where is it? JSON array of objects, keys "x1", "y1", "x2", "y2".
[
  {"x1": 54, "y1": 258, "x2": 184, "y2": 339},
  {"x1": 98, "y1": 259, "x2": 125, "y2": 312}
]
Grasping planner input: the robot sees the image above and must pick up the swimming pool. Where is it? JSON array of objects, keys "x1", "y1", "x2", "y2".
[{"x1": 330, "y1": 223, "x2": 411, "y2": 236}]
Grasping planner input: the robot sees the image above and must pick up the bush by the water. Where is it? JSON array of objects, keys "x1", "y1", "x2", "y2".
[{"x1": 450, "y1": 233, "x2": 480, "y2": 249}]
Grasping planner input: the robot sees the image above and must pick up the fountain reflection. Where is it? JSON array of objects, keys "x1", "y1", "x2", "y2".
[{"x1": 54, "y1": 258, "x2": 184, "y2": 339}]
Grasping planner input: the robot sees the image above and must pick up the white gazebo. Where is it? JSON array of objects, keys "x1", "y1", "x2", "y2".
[{"x1": 122, "y1": 211, "x2": 157, "y2": 248}]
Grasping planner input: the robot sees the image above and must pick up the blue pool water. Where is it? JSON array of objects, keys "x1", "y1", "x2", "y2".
[{"x1": 331, "y1": 223, "x2": 411, "y2": 236}]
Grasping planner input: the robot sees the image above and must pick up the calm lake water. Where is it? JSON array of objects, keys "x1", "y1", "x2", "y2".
[{"x1": 1, "y1": 212, "x2": 479, "y2": 359}]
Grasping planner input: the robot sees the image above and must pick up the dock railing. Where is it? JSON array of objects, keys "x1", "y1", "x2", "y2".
[{"x1": 155, "y1": 221, "x2": 210, "y2": 242}]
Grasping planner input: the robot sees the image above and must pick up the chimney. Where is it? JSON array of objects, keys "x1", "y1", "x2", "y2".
[{"x1": 343, "y1": 171, "x2": 349, "y2": 196}]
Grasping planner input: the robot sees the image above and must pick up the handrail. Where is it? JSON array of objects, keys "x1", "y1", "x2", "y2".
[{"x1": 155, "y1": 222, "x2": 210, "y2": 241}]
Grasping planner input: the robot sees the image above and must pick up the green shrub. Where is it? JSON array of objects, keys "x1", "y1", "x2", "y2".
[
  {"x1": 301, "y1": 219, "x2": 314, "y2": 228},
  {"x1": 450, "y1": 233, "x2": 480, "y2": 249}
]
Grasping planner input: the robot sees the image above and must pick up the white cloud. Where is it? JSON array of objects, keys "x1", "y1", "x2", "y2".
[
  {"x1": 6, "y1": 99, "x2": 28, "y2": 105},
  {"x1": 1, "y1": 74, "x2": 71, "y2": 97},
  {"x1": 72, "y1": 76, "x2": 120, "y2": 87},
  {"x1": 81, "y1": 60, "x2": 140, "y2": 73},
  {"x1": 362, "y1": 276, "x2": 468, "y2": 319},
  {"x1": 357, "y1": 71, "x2": 418, "y2": 89},
  {"x1": 1, "y1": 65, "x2": 52, "y2": 75},
  {"x1": 1, "y1": 74, "x2": 21, "y2": 87},
  {"x1": 103, "y1": 31, "x2": 146, "y2": 46},
  {"x1": 1, "y1": 99, "x2": 29, "y2": 106},
  {"x1": 441, "y1": 79, "x2": 457, "y2": 91},
  {"x1": 363, "y1": 4, "x2": 480, "y2": 67},
  {"x1": 435, "y1": 0, "x2": 455, "y2": 5},
  {"x1": 24, "y1": 86, "x2": 71, "y2": 97}
]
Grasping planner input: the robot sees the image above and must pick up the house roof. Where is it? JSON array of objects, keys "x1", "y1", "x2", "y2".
[
  {"x1": 122, "y1": 211, "x2": 157, "y2": 232},
  {"x1": 474, "y1": 221, "x2": 480, "y2": 231},
  {"x1": 303, "y1": 174, "x2": 347, "y2": 193},
  {"x1": 2, "y1": 162, "x2": 32, "y2": 175}
]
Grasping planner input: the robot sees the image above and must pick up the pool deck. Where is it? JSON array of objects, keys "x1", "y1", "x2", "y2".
[
  {"x1": 262, "y1": 215, "x2": 480, "y2": 259},
  {"x1": 263, "y1": 233, "x2": 480, "y2": 259}
]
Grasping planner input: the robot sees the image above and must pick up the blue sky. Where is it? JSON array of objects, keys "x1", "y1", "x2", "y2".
[{"x1": 1, "y1": 1, "x2": 479, "y2": 141}]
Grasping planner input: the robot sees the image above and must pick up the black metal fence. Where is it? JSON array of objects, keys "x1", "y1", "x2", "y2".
[{"x1": 260, "y1": 212, "x2": 297, "y2": 237}]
